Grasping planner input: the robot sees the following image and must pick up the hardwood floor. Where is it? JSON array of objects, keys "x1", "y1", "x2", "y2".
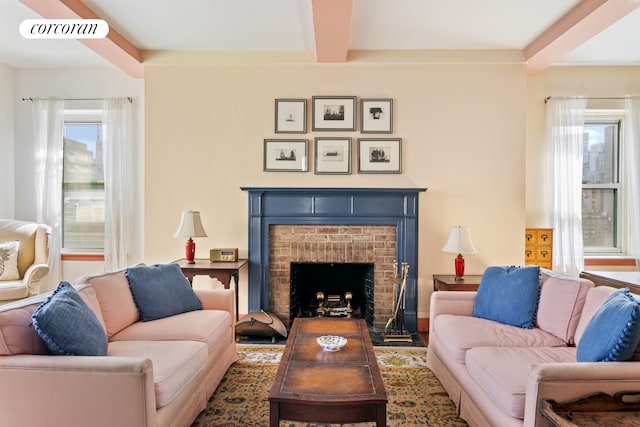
[{"x1": 417, "y1": 331, "x2": 429, "y2": 346}]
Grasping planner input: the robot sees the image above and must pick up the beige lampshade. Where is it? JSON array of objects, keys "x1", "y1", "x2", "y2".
[
  {"x1": 173, "y1": 211, "x2": 208, "y2": 238},
  {"x1": 442, "y1": 226, "x2": 477, "y2": 254}
]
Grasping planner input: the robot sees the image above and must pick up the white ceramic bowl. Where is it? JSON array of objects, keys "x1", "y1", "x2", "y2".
[{"x1": 317, "y1": 335, "x2": 347, "y2": 352}]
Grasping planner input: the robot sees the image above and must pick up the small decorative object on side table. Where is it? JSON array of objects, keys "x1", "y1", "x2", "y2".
[
  {"x1": 173, "y1": 258, "x2": 247, "y2": 320},
  {"x1": 433, "y1": 274, "x2": 483, "y2": 292}
]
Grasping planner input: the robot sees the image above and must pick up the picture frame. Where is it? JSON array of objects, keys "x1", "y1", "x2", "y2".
[
  {"x1": 315, "y1": 137, "x2": 351, "y2": 175},
  {"x1": 312, "y1": 96, "x2": 356, "y2": 131},
  {"x1": 264, "y1": 139, "x2": 308, "y2": 172},
  {"x1": 275, "y1": 99, "x2": 306, "y2": 133},
  {"x1": 360, "y1": 98, "x2": 393, "y2": 133},
  {"x1": 357, "y1": 138, "x2": 402, "y2": 174}
]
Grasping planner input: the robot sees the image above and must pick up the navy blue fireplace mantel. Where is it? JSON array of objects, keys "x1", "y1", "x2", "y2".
[{"x1": 240, "y1": 187, "x2": 427, "y2": 332}]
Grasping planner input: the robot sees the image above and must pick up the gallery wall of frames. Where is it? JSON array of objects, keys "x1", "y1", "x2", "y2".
[{"x1": 265, "y1": 96, "x2": 402, "y2": 175}]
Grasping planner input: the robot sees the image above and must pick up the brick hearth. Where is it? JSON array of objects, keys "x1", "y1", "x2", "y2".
[{"x1": 269, "y1": 224, "x2": 397, "y2": 330}]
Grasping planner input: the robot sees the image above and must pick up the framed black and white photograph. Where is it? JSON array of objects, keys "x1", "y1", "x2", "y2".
[
  {"x1": 315, "y1": 137, "x2": 351, "y2": 175},
  {"x1": 275, "y1": 99, "x2": 306, "y2": 133},
  {"x1": 264, "y1": 139, "x2": 308, "y2": 172},
  {"x1": 357, "y1": 138, "x2": 402, "y2": 174},
  {"x1": 361, "y1": 98, "x2": 393, "y2": 133},
  {"x1": 312, "y1": 96, "x2": 356, "y2": 131}
]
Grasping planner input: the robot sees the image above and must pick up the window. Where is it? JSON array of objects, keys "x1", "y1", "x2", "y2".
[
  {"x1": 582, "y1": 114, "x2": 624, "y2": 254},
  {"x1": 63, "y1": 110, "x2": 104, "y2": 251}
]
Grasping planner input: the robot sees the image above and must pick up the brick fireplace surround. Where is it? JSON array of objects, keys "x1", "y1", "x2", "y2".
[
  {"x1": 241, "y1": 187, "x2": 427, "y2": 332},
  {"x1": 270, "y1": 224, "x2": 396, "y2": 330}
]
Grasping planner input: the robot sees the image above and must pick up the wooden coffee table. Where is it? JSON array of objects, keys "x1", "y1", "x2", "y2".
[{"x1": 268, "y1": 317, "x2": 387, "y2": 427}]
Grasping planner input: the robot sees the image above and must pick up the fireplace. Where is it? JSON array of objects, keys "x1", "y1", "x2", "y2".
[
  {"x1": 290, "y1": 262, "x2": 375, "y2": 324},
  {"x1": 241, "y1": 187, "x2": 427, "y2": 332}
]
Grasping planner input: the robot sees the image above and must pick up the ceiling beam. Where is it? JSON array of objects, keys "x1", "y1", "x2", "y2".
[
  {"x1": 20, "y1": 0, "x2": 143, "y2": 78},
  {"x1": 525, "y1": 0, "x2": 640, "y2": 74},
  {"x1": 311, "y1": 0, "x2": 353, "y2": 62}
]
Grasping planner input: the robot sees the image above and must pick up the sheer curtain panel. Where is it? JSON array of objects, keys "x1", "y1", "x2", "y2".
[
  {"x1": 103, "y1": 98, "x2": 134, "y2": 271},
  {"x1": 624, "y1": 97, "x2": 640, "y2": 269},
  {"x1": 546, "y1": 97, "x2": 587, "y2": 277},
  {"x1": 33, "y1": 98, "x2": 64, "y2": 291}
]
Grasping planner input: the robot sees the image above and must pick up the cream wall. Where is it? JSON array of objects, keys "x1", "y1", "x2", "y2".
[
  {"x1": 144, "y1": 52, "x2": 528, "y2": 320},
  {"x1": 0, "y1": 64, "x2": 15, "y2": 218},
  {"x1": 525, "y1": 66, "x2": 640, "y2": 228}
]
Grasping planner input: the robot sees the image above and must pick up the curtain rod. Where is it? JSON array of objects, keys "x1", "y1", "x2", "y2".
[
  {"x1": 545, "y1": 96, "x2": 628, "y2": 103},
  {"x1": 22, "y1": 97, "x2": 133, "y2": 103}
]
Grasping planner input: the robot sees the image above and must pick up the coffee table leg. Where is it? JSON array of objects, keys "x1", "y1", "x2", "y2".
[
  {"x1": 376, "y1": 404, "x2": 387, "y2": 427},
  {"x1": 269, "y1": 401, "x2": 279, "y2": 427}
]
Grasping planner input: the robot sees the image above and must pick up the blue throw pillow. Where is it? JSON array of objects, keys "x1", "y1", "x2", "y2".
[
  {"x1": 31, "y1": 281, "x2": 108, "y2": 356},
  {"x1": 126, "y1": 263, "x2": 202, "y2": 322},
  {"x1": 472, "y1": 265, "x2": 541, "y2": 329},
  {"x1": 577, "y1": 288, "x2": 640, "y2": 362}
]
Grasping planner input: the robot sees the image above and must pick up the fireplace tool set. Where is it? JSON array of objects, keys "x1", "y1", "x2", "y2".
[{"x1": 383, "y1": 260, "x2": 412, "y2": 342}]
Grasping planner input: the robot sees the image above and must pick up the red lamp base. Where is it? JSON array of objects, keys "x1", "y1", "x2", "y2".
[
  {"x1": 454, "y1": 254, "x2": 465, "y2": 280},
  {"x1": 185, "y1": 238, "x2": 196, "y2": 264}
]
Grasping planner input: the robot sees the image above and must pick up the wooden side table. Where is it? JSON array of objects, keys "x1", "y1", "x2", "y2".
[
  {"x1": 433, "y1": 274, "x2": 483, "y2": 292},
  {"x1": 173, "y1": 258, "x2": 247, "y2": 320}
]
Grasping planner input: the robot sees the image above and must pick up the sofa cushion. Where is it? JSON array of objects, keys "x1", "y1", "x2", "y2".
[
  {"x1": 466, "y1": 346, "x2": 577, "y2": 419},
  {"x1": 433, "y1": 314, "x2": 566, "y2": 364},
  {"x1": 0, "y1": 293, "x2": 51, "y2": 355},
  {"x1": 0, "y1": 240, "x2": 20, "y2": 280},
  {"x1": 535, "y1": 270, "x2": 594, "y2": 344},
  {"x1": 0, "y1": 281, "x2": 29, "y2": 301},
  {"x1": 111, "y1": 309, "x2": 231, "y2": 354},
  {"x1": 574, "y1": 286, "x2": 618, "y2": 344},
  {"x1": 473, "y1": 265, "x2": 541, "y2": 329},
  {"x1": 577, "y1": 288, "x2": 640, "y2": 362},
  {"x1": 126, "y1": 264, "x2": 202, "y2": 322},
  {"x1": 108, "y1": 340, "x2": 208, "y2": 408},
  {"x1": 0, "y1": 284, "x2": 103, "y2": 355},
  {"x1": 75, "y1": 268, "x2": 140, "y2": 338},
  {"x1": 32, "y1": 281, "x2": 108, "y2": 356}
]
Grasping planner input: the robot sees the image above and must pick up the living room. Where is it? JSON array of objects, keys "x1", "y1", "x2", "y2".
[
  {"x1": 2, "y1": 1, "x2": 638, "y2": 327},
  {"x1": 3, "y1": 1, "x2": 640, "y2": 426}
]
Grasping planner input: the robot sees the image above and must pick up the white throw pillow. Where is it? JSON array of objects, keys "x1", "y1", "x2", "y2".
[{"x1": 0, "y1": 241, "x2": 20, "y2": 280}]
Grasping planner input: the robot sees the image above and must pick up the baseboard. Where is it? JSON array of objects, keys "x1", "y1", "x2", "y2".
[{"x1": 417, "y1": 317, "x2": 429, "y2": 332}]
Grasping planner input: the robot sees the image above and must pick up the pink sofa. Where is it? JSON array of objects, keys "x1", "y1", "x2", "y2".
[
  {"x1": 427, "y1": 269, "x2": 640, "y2": 427},
  {"x1": 0, "y1": 268, "x2": 237, "y2": 427}
]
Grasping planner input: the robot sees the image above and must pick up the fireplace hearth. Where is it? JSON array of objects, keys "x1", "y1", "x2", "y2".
[{"x1": 242, "y1": 187, "x2": 427, "y2": 332}]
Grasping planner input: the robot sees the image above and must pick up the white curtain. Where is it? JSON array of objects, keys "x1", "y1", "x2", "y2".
[
  {"x1": 624, "y1": 96, "x2": 640, "y2": 269},
  {"x1": 103, "y1": 98, "x2": 134, "y2": 271},
  {"x1": 546, "y1": 97, "x2": 587, "y2": 277},
  {"x1": 33, "y1": 98, "x2": 64, "y2": 291}
]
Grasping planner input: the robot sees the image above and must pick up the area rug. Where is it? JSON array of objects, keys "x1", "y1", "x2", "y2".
[{"x1": 191, "y1": 344, "x2": 468, "y2": 427}]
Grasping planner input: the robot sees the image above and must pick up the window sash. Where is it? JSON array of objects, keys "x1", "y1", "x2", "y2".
[
  {"x1": 582, "y1": 116, "x2": 624, "y2": 254},
  {"x1": 62, "y1": 113, "x2": 104, "y2": 251}
]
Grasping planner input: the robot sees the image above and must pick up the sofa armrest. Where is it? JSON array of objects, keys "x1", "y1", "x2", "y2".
[
  {"x1": 523, "y1": 362, "x2": 640, "y2": 427},
  {"x1": 195, "y1": 288, "x2": 235, "y2": 325},
  {"x1": 22, "y1": 263, "x2": 50, "y2": 296},
  {"x1": 429, "y1": 291, "x2": 477, "y2": 335},
  {"x1": 0, "y1": 354, "x2": 156, "y2": 427}
]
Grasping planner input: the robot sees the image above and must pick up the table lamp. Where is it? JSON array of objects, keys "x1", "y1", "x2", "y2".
[
  {"x1": 174, "y1": 211, "x2": 207, "y2": 264},
  {"x1": 442, "y1": 225, "x2": 477, "y2": 280}
]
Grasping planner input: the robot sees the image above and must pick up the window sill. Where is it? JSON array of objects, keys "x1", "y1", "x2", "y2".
[
  {"x1": 584, "y1": 256, "x2": 636, "y2": 267},
  {"x1": 61, "y1": 253, "x2": 104, "y2": 261}
]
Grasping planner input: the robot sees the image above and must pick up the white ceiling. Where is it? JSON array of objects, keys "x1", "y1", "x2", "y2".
[{"x1": 2, "y1": 0, "x2": 640, "y2": 72}]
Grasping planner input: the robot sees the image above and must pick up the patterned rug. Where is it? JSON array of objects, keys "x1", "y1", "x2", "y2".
[{"x1": 191, "y1": 344, "x2": 468, "y2": 427}]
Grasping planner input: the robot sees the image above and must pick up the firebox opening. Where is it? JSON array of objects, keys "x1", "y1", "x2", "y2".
[{"x1": 290, "y1": 262, "x2": 375, "y2": 326}]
